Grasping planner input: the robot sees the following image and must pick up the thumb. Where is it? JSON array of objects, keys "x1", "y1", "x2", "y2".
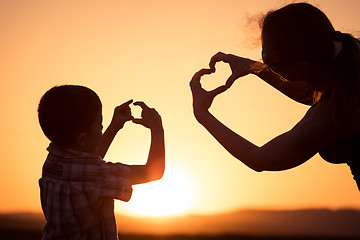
[
  {"x1": 225, "y1": 73, "x2": 241, "y2": 88},
  {"x1": 125, "y1": 115, "x2": 135, "y2": 122},
  {"x1": 209, "y1": 85, "x2": 228, "y2": 97},
  {"x1": 132, "y1": 118, "x2": 144, "y2": 125}
]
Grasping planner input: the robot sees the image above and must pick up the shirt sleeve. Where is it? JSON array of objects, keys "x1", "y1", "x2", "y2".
[{"x1": 96, "y1": 162, "x2": 133, "y2": 202}]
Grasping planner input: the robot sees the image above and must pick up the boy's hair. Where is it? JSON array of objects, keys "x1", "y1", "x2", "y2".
[{"x1": 38, "y1": 85, "x2": 102, "y2": 148}]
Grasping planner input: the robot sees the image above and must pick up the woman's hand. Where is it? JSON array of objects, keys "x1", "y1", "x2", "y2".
[
  {"x1": 209, "y1": 52, "x2": 259, "y2": 87},
  {"x1": 190, "y1": 68, "x2": 228, "y2": 121}
]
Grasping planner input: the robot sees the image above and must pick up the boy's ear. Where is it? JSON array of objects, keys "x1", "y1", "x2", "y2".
[{"x1": 76, "y1": 132, "x2": 88, "y2": 147}]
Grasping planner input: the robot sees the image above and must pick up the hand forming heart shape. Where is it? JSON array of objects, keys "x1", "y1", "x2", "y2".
[
  {"x1": 200, "y1": 62, "x2": 231, "y2": 92},
  {"x1": 208, "y1": 52, "x2": 260, "y2": 88}
]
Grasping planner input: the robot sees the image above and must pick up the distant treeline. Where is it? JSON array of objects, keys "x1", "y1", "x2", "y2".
[
  {"x1": 0, "y1": 231, "x2": 360, "y2": 240},
  {"x1": 1, "y1": 209, "x2": 360, "y2": 238}
]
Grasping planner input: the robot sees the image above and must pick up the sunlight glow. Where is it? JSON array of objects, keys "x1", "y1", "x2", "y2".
[{"x1": 127, "y1": 164, "x2": 196, "y2": 216}]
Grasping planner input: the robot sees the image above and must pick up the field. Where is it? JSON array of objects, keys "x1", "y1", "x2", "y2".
[
  {"x1": 0, "y1": 231, "x2": 360, "y2": 240},
  {"x1": 1, "y1": 209, "x2": 360, "y2": 240}
]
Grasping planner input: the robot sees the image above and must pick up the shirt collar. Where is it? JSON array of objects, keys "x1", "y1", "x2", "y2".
[{"x1": 47, "y1": 143, "x2": 99, "y2": 160}]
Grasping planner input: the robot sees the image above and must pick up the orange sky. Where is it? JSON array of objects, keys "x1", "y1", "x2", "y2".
[{"x1": 1, "y1": 0, "x2": 360, "y2": 217}]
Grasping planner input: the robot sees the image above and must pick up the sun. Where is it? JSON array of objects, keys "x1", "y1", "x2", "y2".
[{"x1": 125, "y1": 164, "x2": 196, "y2": 217}]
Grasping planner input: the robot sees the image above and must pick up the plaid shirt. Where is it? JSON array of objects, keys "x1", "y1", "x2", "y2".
[{"x1": 39, "y1": 143, "x2": 133, "y2": 240}]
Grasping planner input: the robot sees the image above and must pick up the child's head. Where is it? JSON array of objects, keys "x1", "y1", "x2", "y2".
[{"x1": 38, "y1": 85, "x2": 103, "y2": 152}]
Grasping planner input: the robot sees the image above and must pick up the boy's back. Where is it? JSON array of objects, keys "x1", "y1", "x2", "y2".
[
  {"x1": 40, "y1": 144, "x2": 132, "y2": 240},
  {"x1": 38, "y1": 85, "x2": 165, "y2": 240}
]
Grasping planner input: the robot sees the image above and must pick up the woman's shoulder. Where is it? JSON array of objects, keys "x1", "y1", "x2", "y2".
[
  {"x1": 311, "y1": 91, "x2": 360, "y2": 129},
  {"x1": 289, "y1": 96, "x2": 337, "y2": 148},
  {"x1": 315, "y1": 92, "x2": 360, "y2": 156},
  {"x1": 316, "y1": 95, "x2": 360, "y2": 164},
  {"x1": 301, "y1": 96, "x2": 360, "y2": 146},
  {"x1": 305, "y1": 95, "x2": 333, "y2": 123}
]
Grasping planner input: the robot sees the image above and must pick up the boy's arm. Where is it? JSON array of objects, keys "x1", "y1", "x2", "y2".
[
  {"x1": 96, "y1": 125, "x2": 119, "y2": 159},
  {"x1": 96, "y1": 100, "x2": 133, "y2": 159},
  {"x1": 129, "y1": 102, "x2": 165, "y2": 185}
]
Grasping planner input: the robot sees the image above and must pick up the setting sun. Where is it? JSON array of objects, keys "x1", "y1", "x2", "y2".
[{"x1": 124, "y1": 164, "x2": 196, "y2": 217}]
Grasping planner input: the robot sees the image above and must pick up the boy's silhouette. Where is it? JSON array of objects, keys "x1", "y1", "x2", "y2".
[{"x1": 38, "y1": 85, "x2": 165, "y2": 240}]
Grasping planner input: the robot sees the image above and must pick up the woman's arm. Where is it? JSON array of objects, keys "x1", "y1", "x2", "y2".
[
  {"x1": 196, "y1": 109, "x2": 325, "y2": 171},
  {"x1": 190, "y1": 69, "x2": 333, "y2": 172},
  {"x1": 209, "y1": 52, "x2": 314, "y2": 105},
  {"x1": 254, "y1": 67, "x2": 314, "y2": 105}
]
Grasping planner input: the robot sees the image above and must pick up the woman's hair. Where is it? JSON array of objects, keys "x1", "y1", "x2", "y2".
[
  {"x1": 261, "y1": 2, "x2": 360, "y2": 127},
  {"x1": 261, "y1": 3, "x2": 336, "y2": 64},
  {"x1": 38, "y1": 85, "x2": 102, "y2": 148}
]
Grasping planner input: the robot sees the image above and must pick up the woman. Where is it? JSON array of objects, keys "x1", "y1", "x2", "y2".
[{"x1": 190, "y1": 3, "x2": 360, "y2": 190}]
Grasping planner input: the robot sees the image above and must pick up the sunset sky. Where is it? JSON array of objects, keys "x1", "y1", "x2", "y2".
[{"x1": 1, "y1": 0, "x2": 360, "y2": 218}]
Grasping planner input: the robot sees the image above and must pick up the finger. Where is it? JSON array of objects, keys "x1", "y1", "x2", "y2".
[
  {"x1": 190, "y1": 68, "x2": 213, "y2": 88},
  {"x1": 133, "y1": 101, "x2": 150, "y2": 110},
  {"x1": 120, "y1": 99, "x2": 133, "y2": 107},
  {"x1": 194, "y1": 68, "x2": 213, "y2": 76},
  {"x1": 225, "y1": 70, "x2": 246, "y2": 88},
  {"x1": 115, "y1": 103, "x2": 132, "y2": 113},
  {"x1": 209, "y1": 52, "x2": 227, "y2": 70},
  {"x1": 209, "y1": 85, "x2": 228, "y2": 97}
]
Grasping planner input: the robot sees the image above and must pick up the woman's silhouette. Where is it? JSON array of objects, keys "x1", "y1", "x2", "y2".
[{"x1": 190, "y1": 3, "x2": 360, "y2": 190}]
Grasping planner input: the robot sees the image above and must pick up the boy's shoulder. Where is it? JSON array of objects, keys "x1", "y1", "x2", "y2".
[
  {"x1": 42, "y1": 143, "x2": 131, "y2": 182},
  {"x1": 46, "y1": 143, "x2": 100, "y2": 161},
  {"x1": 42, "y1": 143, "x2": 104, "y2": 182}
]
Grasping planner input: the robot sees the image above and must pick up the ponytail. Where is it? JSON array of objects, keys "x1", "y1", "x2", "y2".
[{"x1": 327, "y1": 31, "x2": 360, "y2": 128}]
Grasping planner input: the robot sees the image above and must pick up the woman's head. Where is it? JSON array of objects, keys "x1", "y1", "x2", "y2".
[
  {"x1": 261, "y1": 2, "x2": 360, "y2": 126},
  {"x1": 261, "y1": 3, "x2": 336, "y2": 83}
]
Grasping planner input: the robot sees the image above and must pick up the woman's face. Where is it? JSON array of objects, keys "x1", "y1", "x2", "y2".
[
  {"x1": 262, "y1": 44, "x2": 300, "y2": 81},
  {"x1": 261, "y1": 30, "x2": 312, "y2": 83},
  {"x1": 262, "y1": 42, "x2": 330, "y2": 92}
]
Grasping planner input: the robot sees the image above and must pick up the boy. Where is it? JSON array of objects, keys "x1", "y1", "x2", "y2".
[{"x1": 38, "y1": 85, "x2": 165, "y2": 240}]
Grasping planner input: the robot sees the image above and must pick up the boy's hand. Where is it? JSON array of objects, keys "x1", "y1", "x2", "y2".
[
  {"x1": 109, "y1": 100, "x2": 134, "y2": 131},
  {"x1": 132, "y1": 101, "x2": 163, "y2": 131}
]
